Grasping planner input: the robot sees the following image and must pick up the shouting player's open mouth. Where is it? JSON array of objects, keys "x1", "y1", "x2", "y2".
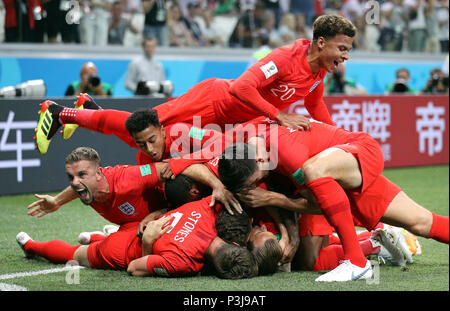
[{"x1": 73, "y1": 184, "x2": 93, "y2": 205}]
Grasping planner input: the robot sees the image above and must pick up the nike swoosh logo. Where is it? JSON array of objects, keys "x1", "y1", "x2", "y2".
[{"x1": 351, "y1": 267, "x2": 371, "y2": 280}]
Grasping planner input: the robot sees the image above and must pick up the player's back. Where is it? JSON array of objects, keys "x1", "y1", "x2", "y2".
[{"x1": 150, "y1": 196, "x2": 219, "y2": 275}]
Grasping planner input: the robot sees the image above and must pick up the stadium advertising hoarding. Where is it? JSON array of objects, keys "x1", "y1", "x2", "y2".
[
  {"x1": 286, "y1": 95, "x2": 449, "y2": 168},
  {"x1": 0, "y1": 95, "x2": 448, "y2": 196},
  {"x1": 0, "y1": 97, "x2": 165, "y2": 196}
]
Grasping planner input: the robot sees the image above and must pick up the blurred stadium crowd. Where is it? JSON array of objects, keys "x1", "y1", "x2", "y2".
[{"x1": 0, "y1": 0, "x2": 448, "y2": 53}]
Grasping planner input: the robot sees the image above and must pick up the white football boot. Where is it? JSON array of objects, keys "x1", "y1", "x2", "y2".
[
  {"x1": 16, "y1": 232, "x2": 35, "y2": 258},
  {"x1": 315, "y1": 259, "x2": 373, "y2": 282},
  {"x1": 78, "y1": 231, "x2": 105, "y2": 245}
]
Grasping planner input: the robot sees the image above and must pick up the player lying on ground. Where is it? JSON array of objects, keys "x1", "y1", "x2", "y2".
[
  {"x1": 215, "y1": 125, "x2": 448, "y2": 282},
  {"x1": 35, "y1": 14, "x2": 357, "y2": 155},
  {"x1": 19, "y1": 172, "x2": 257, "y2": 279}
]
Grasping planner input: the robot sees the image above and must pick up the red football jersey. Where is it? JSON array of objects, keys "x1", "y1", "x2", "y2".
[
  {"x1": 136, "y1": 123, "x2": 230, "y2": 166},
  {"x1": 145, "y1": 196, "x2": 220, "y2": 276},
  {"x1": 90, "y1": 163, "x2": 160, "y2": 225},
  {"x1": 219, "y1": 39, "x2": 332, "y2": 124}
]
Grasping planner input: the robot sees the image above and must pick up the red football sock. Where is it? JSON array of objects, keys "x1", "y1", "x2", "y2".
[
  {"x1": 313, "y1": 239, "x2": 379, "y2": 271},
  {"x1": 59, "y1": 109, "x2": 134, "y2": 145},
  {"x1": 427, "y1": 213, "x2": 449, "y2": 244},
  {"x1": 24, "y1": 240, "x2": 81, "y2": 264},
  {"x1": 307, "y1": 177, "x2": 367, "y2": 268}
]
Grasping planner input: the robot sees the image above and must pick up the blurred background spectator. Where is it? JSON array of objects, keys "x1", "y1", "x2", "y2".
[
  {"x1": 167, "y1": 3, "x2": 197, "y2": 46},
  {"x1": 125, "y1": 36, "x2": 165, "y2": 93},
  {"x1": 228, "y1": 0, "x2": 265, "y2": 48},
  {"x1": 79, "y1": 0, "x2": 113, "y2": 46},
  {"x1": 276, "y1": 12, "x2": 295, "y2": 44},
  {"x1": 183, "y1": 2, "x2": 207, "y2": 46},
  {"x1": 404, "y1": 0, "x2": 427, "y2": 52},
  {"x1": 290, "y1": 0, "x2": 316, "y2": 26},
  {"x1": 325, "y1": 62, "x2": 367, "y2": 95},
  {"x1": 1, "y1": 0, "x2": 449, "y2": 53},
  {"x1": 142, "y1": 0, "x2": 168, "y2": 46},
  {"x1": 108, "y1": 0, "x2": 138, "y2": 45},
  {"x1": 385, "y1": 67, "x2": 417, "y2": 94},
  {"x1": 65, "y1": 61, "x2": 114, "y2": 96},
  {"x1": 436, "y1": 0, "x2": 449, "y2": 52},
  {"x1": 2, "y1": 0, "x2": 44, "y2": 42},
  {"x1": 422, "y1": 67, "x2": 449, "y2": 93},
  {"x1": 293, "y1": 12, "x2": 312, "y2": 40},
  {"x1": 197, "y1": 8, "x2": 224, "y2": 47},
  {"x1": 247, "y1": 32, "x2": 271, "y2": 66},
  {"x1": 379, "y1": 0, "x2": 407, "y2": 52}
]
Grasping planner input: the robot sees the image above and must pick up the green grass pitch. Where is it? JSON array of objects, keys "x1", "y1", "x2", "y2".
[{"x1": 0, "y1": 165, "x2": 448, "y2": 292}]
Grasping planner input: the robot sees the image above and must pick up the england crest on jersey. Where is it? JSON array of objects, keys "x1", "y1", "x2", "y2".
[{"x1": 118, "y1": 202, "x2": 135, "y2": 215}]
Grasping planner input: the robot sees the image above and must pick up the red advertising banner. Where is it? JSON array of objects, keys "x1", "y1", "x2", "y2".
[{"x1": 283, "y1": 95, "x2": 449, "y2": 168}]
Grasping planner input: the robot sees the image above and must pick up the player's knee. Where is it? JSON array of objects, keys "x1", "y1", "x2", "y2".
[{"x1": 302, "y1": 159, "x2": 328, "y2": 183}]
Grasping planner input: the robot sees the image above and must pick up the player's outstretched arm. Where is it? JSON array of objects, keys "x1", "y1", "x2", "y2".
[
  {"x1": 238, "y1": 186, "x2": 320, "y2": 214},
  {"x1": 27, "y1": 186, "x2": 77, "y2": 218}
]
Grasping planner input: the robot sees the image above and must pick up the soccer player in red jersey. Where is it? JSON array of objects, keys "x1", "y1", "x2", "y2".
[
  {"x1": 127, "y1": 196, "x2": 257, "y2": 278},
  {"x1": 35, "y1": 14, "x2": 355, "y2": 154},
  {"x1": 21, "y1": 146, "x2": 166, "y2": 267},
  {"x1": 216, "y1": 121, "x2": 449, "y2": 282},
  {"x1": 19, "y1": 171, "x2": 257, "y2": 279},
  {"x1": 32, "y1": 106, "x2": 241, "y2": 214}
]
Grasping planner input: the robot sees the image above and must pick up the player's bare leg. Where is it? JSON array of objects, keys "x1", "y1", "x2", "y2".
[
  {"x1": 302, "y1": 147, "x2": 363, "y2": 189},
  {"x1": 302, "y1": 147, "x2": 371, "y2": 281},
  {"x1": 292, "y1": 234, "x2": 329, "y2": 271},
  {"x1": 73, "y1": 245, "x2": 91, "y2": 267},
  {"x1": 381, "y1": 191, "x2": 448, "y2": 244}
]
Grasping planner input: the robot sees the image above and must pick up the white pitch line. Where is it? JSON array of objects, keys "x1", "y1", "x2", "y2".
[
  {"x1": 0, "y1": 283, "x2": 28, "y2": 291},
  {"x1": 0, "y1": 265, "x2": 85, "y2": 281}
]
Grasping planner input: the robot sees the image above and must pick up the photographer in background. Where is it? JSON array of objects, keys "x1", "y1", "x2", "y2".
[
  {"x1": 422, "y1": 67, "x2": 449, "y2": 94},
  {"x1": 386, "y1": 68, "x2": 417, "y2": 94},
  {"x1": 125, "y1": 36, "x2": 166, "y2": 95},
  {"x1": 64, "y1": 62, "x2": 114, "y2": 97},
  {"x1": 324, "y1": 62, "x2": 367, "y2": 95}
]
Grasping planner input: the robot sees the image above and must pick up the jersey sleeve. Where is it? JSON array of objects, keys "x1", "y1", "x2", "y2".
[
  {"x1": 304, "y1": 82, "x2": 335, "y2": 125},
  {"x1": 168, "y1": 127, "x2": 234, "y2": 176},
  {"x1": 146, "y1": 253, "x2": 193, "y2": 277},
  {"x1": 229, "y1": 48, "x2": 293, "y2": 120}
]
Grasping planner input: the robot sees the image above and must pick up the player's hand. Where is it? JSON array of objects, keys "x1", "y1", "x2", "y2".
[
  {"x1": 137, "y1": 210, "x2": 165, "y2": 239},
  {"x1": 278, "y1": 234, "x2": 299, "y2": 265},
  {"x1": 237, "y1": 187, "x2": 277, "y2": 208},
  {"x1": 142, "y1": 215, "x2": 174, "y2": 242},
  {"x1": 27, "y1": 194, "x2": 61, "y2": 218},
  {"x1": 276, "y1": 111, "x2": 310, "y2": 131},
  {"x1": 160, "y1": 161, "x2": 175, "y2": 180},
  {"x1": 210, "y1": 185, "x2": 242, "y2": 215}
]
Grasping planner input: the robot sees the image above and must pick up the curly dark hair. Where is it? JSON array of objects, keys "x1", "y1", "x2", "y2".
[
  {"x1": 313, "y1": 14, "x2": 356, "y2": 41},
  {"x1": 218, "y1": 143, "x2": 258, "y2": 194},
  {"x1": 125, "y1": 108, "x2": 161, "y2": 136},
  {"x1": 215, "y1": 208, "x2": 252, "y2": 246}
]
